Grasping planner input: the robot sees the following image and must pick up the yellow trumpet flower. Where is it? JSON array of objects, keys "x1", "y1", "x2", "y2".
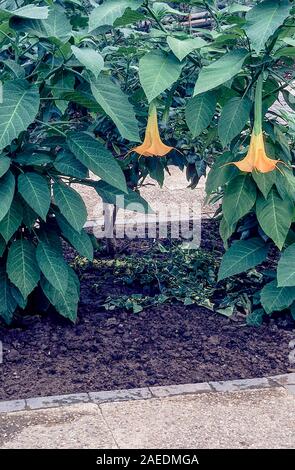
[
  {"x1": 234, "y1": 131, "x2": 280, "y2": 173},
  {"x1": 130, "y1": 102, "x2": 174, "y2": 157},
  {"x1": 229, "y1": 74, "x2": 280, "y2": 174}
]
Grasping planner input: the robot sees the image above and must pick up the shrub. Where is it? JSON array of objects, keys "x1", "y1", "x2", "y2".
[{"x1": 1, "y1": 0, "x2": 295, "y2": 324}]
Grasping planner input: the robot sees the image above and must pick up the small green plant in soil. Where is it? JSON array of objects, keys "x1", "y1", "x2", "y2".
[{"x1": 73, "y1": 241, "x2": 275, "y2": 323}]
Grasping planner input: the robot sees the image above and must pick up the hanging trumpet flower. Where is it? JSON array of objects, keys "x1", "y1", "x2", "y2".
[
  {"x1": 129, "y1": 102, "x2": 174, "y2": 157},
  {"x1": 230, "y1": 74, "x2": 280, "y2": 173}
]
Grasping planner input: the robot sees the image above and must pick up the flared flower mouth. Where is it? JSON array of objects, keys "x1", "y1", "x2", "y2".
[
  {"x1": 129, "y1": 103, "x2": 174, "y2": 157},
  {"x1": 226, "y1": 74, "x2": 282, "y2": 174},
  {"x1": 233, "y1": 131, "x2": 280, "y2": 173}
]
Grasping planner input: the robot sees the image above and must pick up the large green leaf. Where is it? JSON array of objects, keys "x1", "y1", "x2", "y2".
[
  {"x1": 205, "y1": 152, "x2": 239, "y2": 195},
  {"x1": 53, "y1": 181, "x2": 87, "y2": 232},
  {"x1": 12, "y1": 5, "x2": 72, "y2": 42},
  {"x1": 185, "y1": 91, "x2": 217, "y2": 138},
  {"x1": 244, "y1": 0, "x2": 292, "y2": 53},
  {"x1": 7, "y1": 238, "x2": 40, "y2": 298},
  {"x1": 139, "y1": 50, "x2": 182, "y2": 103},
  {"x1": 55, "y1": 213, "x2": 93, "y2": 261},
  {"x1": 167, "y1": 36, "x2": 206, "y2": 61},
  {"x1": 36, "y1": 241, "x2": 68, "y2": 293},
  {"x1": 54, "y1": 150, "x2": 88, "y2": 179},
  {"x1": 0, "y1": 156, "x2": 10, "y2": 177},
  {"x1": 252, "y1": 171, "x2": 276, "y2": 199},
  {"x1": 18, "y1": 172, "x2": 50, "y2": 221},
  {"x1": 277, "y1": 244, "x2": 295, "y2": 287},
  {"x1": 256, "y1": 189, "x2": 293, "y2": 250},
  {"x1": 41, "y1": 268, "x2": 79, "y2": 322},
  {"x1": 0, "y1": 80, "x2": 39, "y2": 151},
  {"x1": 71, "y1": 46, "x2": 104, "y2": 79},
  {"x1": 89, "y1": 0, "x2": 142, "y2": 31},
  {"x1": 94, "y1": 181, "x2": 154, "y2": 214},
  {"x1": 61, "y1": 90, "x2": 102, "y2": 113},
  {"x1": 67, "y1": 132, "x2": 127, "y2": 193},
  {"x1": 260, "y1": 280, "x2": 295, "y2": 314},
  {"x1": 0, "y1": 198, "x2": 23, "y2": 243},
  {"x1": 0, "y1": 5, "x2": 49, "y2": 20},
  {"x1": 0, "y1": 265, "x2": 17, "y2": 324},
  {"x1": 223, "y1": 175, "x2": 257, "y2": 226},
  {"x1": 193, "y1": 49, "x2": 248, "y2": 96},
  {"x1": 218, "y1": 238, "x2": 269, "y2": 281},
  {"x1": 90, "y1": 75, "x2": 140, "y2": 142},
  {"x1": 0, "y1": 170, "x2": 15, "y2": 222},
  {"x1": 218, "y1": 97, "x2": 251, "y2": 147}
]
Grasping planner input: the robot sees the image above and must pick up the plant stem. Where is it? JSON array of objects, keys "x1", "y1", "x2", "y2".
[
  {"x1": 254, "y1": 73, "x2": 263, "y2": 135},
  {"x1": 35, "y1": 119, "x2": 67, "y2": 137}
]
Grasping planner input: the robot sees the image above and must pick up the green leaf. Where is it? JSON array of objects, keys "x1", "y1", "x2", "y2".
[
  {"x1": 0, "y1": 171, "x2": 15, "y2": 222},
  {"x1": 54, "y1": 150, "x2": 88, "y2": 179},
  {"x1": 18, "y1": 172, "x2": 50, "y2": 221},
  {"x1": 71, "y1": 46, "x2": 104, "y2": 78},
  {"x1": 277, "y1": 244, "x2": 295, "y2": 287},
  {"x1": 185, "y1": 91, "x2": 217, "y2": 138},
  {"x1": 244, "y1": 0, "x2": 291, "y2": 53},
  {"x1": 113, "y1": 7, "x2": 145, "y2": 27},
  {"x1": 89, "y1": 0, "x2": 142, "y2": 31},
  {"x1": 218, "y1": 238, "x2": 268, "y2": 281},
  {"x1": 7, "y1": 239, "x2": 40, "y2": 298},
  {"x1": 275, "y1": 167, "x2": 295, "y2": 203},
  {"x1": 14, "y1": 152, "x2": 53, "y2": 166},
  {"x1": 67, "y1": 132, "x2": 127, "y2": 193},
  {"x1": 252, "y1": 171, "x2": 276, "y2": 199},
  {"x1": 0, "y1": 156, "x2": 10, "y2": 177},
  {"x1": 90, "y1": 75, "x2": 140, "y2": 141},
  {"x1": 55, "y1": 213, "x2": 94, "y2": 261},
  {"x1": 61, "y1": 90, "x2": 102, "y2": 113},
  {"x1": 256, "y1": 189, "x2": 293, "y2": 250},
  {"x1": 0, "y1": 265, "x2": 17, "y2": 324},
  {"x1": 41, "y1": 268, "x2": 79, "y2": 322},
  {"x1": 0, "y1": 80, "x2": 40, "y2": 151},
  {"x1": 218, "y1": 97, "x2": 251, "y2": 147},
  {"x1": 0, "y1": 5, "x2": 49, "y2": 20},
  {"x1": 260, "y1": 280, "x2": 295, "y2": 314},
  {"x1": 152, "y1": 2, "x2": 187, "y2": 17},
  {"x1": 0, "y1": 198, "x2": 23, "y2": 243},
  {"x1": 246, "y1": 309, "x2": 265, "y2": 327},
  {"x1": 206, "y1": 152, "x2": 239, "y2": 195},
  {"x1": 193, "y1": 49, "x2": 248, "y2": 96},
  {"x1": 219, "y1": 217, "x2": 237, "y2": 246},
  {"x1": 139, "y1": 50, "x2": 182, "y2": 103},
  {"x1": 223, "y1": 175, "x2": 257, "y2": 226},
  {"x1": 13, "y1": 5, "x2": 72, "y2": 42},
  {"x1": 0, "y1": 235, "x2": 5, "y2": 257},
  {"x1": 36, "y1": 241, "x2": 68, "y2": 293},
  {"x1": 53, "y1": 181, "x2": 87, "y2": 232},
  {"x1": 94, "y1": 181, "x2": 154, "y2": 214},
  {"x1": 167, "y1": 36, "x2": 206, "y2": 61}
]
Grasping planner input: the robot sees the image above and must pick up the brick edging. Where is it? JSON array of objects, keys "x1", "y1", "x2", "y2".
[{"x1": 1, "y1": 373, "x2": 294, "y2": 414}]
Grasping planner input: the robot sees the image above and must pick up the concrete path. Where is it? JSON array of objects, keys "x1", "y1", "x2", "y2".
[{"x1": 1, "y1": 386, "x2": 295, "y2": 449}]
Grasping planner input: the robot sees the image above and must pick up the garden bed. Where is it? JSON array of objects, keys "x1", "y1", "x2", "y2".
[{"x1": 0, "y1": 220, "x2": 294, "y2": 401}]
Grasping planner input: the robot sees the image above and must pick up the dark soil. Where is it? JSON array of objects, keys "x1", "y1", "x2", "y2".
[{"x1": 0, "y1": 220, "x2": 294, "y2": 400}]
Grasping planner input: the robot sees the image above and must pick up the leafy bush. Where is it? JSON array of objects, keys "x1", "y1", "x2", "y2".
[
  {"x1": 1, "y1": 0, "x2": 295, "y2": 324},
  {"x1": 0, "y1": 0, "x2": 152, "y2": 324}
]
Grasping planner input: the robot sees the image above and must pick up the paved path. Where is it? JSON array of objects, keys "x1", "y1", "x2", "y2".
[{"x1": 1, "y1": 385, "x2": 294, "y2": 449}]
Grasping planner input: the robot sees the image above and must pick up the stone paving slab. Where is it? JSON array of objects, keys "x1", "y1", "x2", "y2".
[
  {"x1": 1, "y1": 379, "x2": 295, "y2": 449},
  {"x1": 0, "y1": 403, "x2": 118, "y2": 449},
  {"x1": 100, "y1": 387, "x2": 295, "y2": 449}
]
